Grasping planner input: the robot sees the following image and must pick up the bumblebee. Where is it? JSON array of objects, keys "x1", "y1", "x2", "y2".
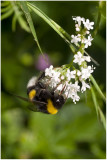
[{"x1": 13, "y1": 72, "x2": 65, "y2": 114}]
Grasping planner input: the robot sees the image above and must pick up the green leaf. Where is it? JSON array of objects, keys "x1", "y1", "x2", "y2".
[
  {"x1": 90, "y1": 86, "x2": 99, "y2": 117},
  {"x1": 19, "y1": 1, "x2": 43, "y2": 55},
  {"x1": 27, "y1": 2, "x2": 73, "y2": 48},
  {"x1": 92, "y1": 10, "x2": 101, "y2": 38},
  {"x1": 1, "y1": 1, "x2": 10, "y2": 7},
  {"x1": 90, "y1": 75, "x2": 106, "y2": 102},
  {"x1": 11, "y1": 1, "x2": 30, "y2": 33},
  {"x1": 91, "y1": 86, "x2": 106, "y2": 130},
  {"x1": 98, "y1": 106, "x2": 106, "y2": 130},
  {"x1": 1, "y1": 8, "x2": 14, "y2": 21},
  {"x1": 18, "y1": 14, "x2": 30, "y2": 33},
  {"x1": 12, "y1": 14, "x2": 17, "y2": 32},
  {"x1": 1, "y1": 4, "x2": 12, "y2": 13},
  {"x1": 99, "y1": 1, "x2": 106, "y2": 18}
]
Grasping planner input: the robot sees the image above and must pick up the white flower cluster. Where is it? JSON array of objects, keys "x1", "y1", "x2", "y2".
[
  {"x1": 71, "y1": 16, "x2": 94, "y2": 48},
  {"x1": 44, "y1": 17, "x2": 95, "y2": 104},
  {"x1": 44, "y1": 63, "x2": 95, "y2": 104}
]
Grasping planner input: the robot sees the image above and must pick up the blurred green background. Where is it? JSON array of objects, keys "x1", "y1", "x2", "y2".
[{"x1": 1, "y1": 1, "x2": 106, "y2": 159}]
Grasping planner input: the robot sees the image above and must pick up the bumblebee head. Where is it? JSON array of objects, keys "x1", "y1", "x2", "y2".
[{"x1": 52, "y1": 94, "x2": 65, "y2": 109}]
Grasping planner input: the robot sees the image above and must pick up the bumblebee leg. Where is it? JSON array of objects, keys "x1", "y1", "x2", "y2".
[{"x1": 27, "y1": 105, "x2": 39, "y2": 112}]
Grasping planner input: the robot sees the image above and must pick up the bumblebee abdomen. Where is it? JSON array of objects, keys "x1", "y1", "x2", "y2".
[
  {"x1": 47, "y1": 99, "x2": 58, "y2": 114},
  {"x1": 28, "y1": 89, "x2": 36, "y2": 100}
]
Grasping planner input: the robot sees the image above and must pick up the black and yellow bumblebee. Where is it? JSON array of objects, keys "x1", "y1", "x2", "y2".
[{"x1": 13, "y1": 72, "x2": 65, "y2": 114}]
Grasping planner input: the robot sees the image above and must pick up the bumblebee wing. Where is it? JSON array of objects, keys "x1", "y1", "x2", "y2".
[
  {"x1": 10, "y1": 93, "x2": 30, "y2": 102},
  {"x1": 10, "y1": 93, "x2": 47, "y2": 105},
  {"x1": 27, "y1": 105, "x2": 39, "y2": 112},
  {"x1": 32, "y1": 99, "x2": 47, "y2": 105}
]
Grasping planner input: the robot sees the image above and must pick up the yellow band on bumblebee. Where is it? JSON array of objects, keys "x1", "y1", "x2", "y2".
[
  {"x1": 29, "y1": 89, "x2": 36, "y2": 100},
  {"x1": 47, "y1": 99, "x2": 58, "y2": 114}
]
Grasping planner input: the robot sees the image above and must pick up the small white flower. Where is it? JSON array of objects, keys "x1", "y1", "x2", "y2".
[
  {"x1": 86, "y1": 31, "x2": 90, "y2": 34},
  {"x1": 81, "y1": 66, "x2": 94, "y2": 80},
  {"x1": 71, "y1": 94, "x2": 80, "y2": 104},
  {"x1": 66, "y1": 69, "x2": 71, "y2": 81},
  {"x1": 71, "y1": 35, "x2": 81, "y2": 46},
  {"x1": 70, "y1": 70, "x2": 76, "y2": 79},
  {"x1": 73, "y1": 16, "x2": 85, "y2": 26},
  {"x1": 81, "y1": 81, "x2": 90, "y2": 92},
  {"x1": 67, "y1": 81, "x2": 80, "y2": 97},
  {"x1": 45, "y1": 65, "x2": 54, "y2": 77},
  {"x1": 53, "y1": 71, "x2": 60, "y2": 80},
  {"x1": 51, "y1": 71, "x2": 60, "y2": 84},
  {"x1": 71, "y1": 81, "x2": 80, "y2": 93},
  {"x1": 77, "y1": 70, "x2": 81, "y2": 76},
  {"x1": 66, "y1": 81, "x2": 80, "y2": 103},
  {"x1": 61, "y1": 75, "x2": 64, "y2": 80},
  {"x1": 84, "y1": 35, "x2": 93, "y2": 48},
  {"x1": 75, "y1": 24, "x2": 80, "y2": 31},
  {"x1": 73, "y1": 51, "x2": 84, "y2": 65},
  {"x1": 66, "y1": 69, "x2": 76, "y2": 81},
  {"x1": 57, "y1": 84, "x2": 64, "y2": 91},
  {"x1": 83, "y1": 55, "x2": 91, "y2": 62},
  {"x1": 83, "y1": 19, "x2": 94, "y2": 30}
]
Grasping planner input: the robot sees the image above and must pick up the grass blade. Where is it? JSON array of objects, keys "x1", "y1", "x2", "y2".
[
  {"x1": 91, "y1": 86, "x2": 106, "y2": 130},
  {"x1": 18, "y1": 15, "x2": 30, "y2": 33},
  {"x1": 98, "y1": 106, "x2": 106, "y2": 130},
  {"x1": 1, "y1": 8, "x2": 14, "y2": 20},
  {"x1": 27, "y1": 2, "x2": 72, "y2": 46},
  {"x1": 11, "y1": 1, "x2": 30, "y2": 33},
  {"x1": 90, "y1": 86, "x2": 99, "y2": 117},
  {"x1": 90, "y1": 75, "x2": 106, "y2": 102},
  {"x1": 12, "y1": 14, "x2": 17, "y2": 32},
  {"x1": 1, "y1": 1, "x2": 10, "y2": 7},
  {"x1": 1, "y1": 4, "x2": 12, "y2": 13},
  {"x1": 19, "y1": 1, "x2": 43, "y2": 54}
]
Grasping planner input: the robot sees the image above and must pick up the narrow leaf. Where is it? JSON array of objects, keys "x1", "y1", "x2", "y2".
[
  {"x1": 18, "y1": 14, "x2": 30, "y2": 32},
  {"x1": 98, "y1": 106, "x2": 106, "y2": 130},
  {"x1": 11, "y1": 1, "x2": 30, "y2": 33},
  {"x1": 27, "y1": 2, "x2": 72, "y2": 46},
  {"x1": 1, "y1": 4, "x2": 12, "y2": 13},
  {"x1": 1, "y1": 1, "x2": 10, "y2": 7},
  {"x1": 90, "y1": 86, "x2": 99, "y2": 116},
  {"x1": 91, "y1": 86, "x2": 106, "y2": 130},
  {"x1": 90, "y1": 75, "x2": 106, "y2": 102},
  {"x1": 19, "y1": 1, "x2": 43, "y2": 54},
  {"x1": 12, "y1": 14, "x2": 17, "y2": 32},
  {"x1": 1, "y1": 9, "x2": 14, "y2": 21}
]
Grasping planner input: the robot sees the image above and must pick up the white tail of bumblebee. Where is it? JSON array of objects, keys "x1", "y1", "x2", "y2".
[{"x1": 27, "y1": 76, "x2": 37, "y2": 88}]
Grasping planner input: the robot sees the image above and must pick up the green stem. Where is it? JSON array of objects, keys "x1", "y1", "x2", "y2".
[
  {"x1": 19, "y1": 2, "x2": 43, "y2": 54},
  {"x1": 90, "y1": 75, "x2": 106, "y2": 102},
  {"x1": 91, "y1": 86, "x2": 106, "y2": 130},
  {"x1": 92, "y1": 8, "x2": 101, "y2": 38}
]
